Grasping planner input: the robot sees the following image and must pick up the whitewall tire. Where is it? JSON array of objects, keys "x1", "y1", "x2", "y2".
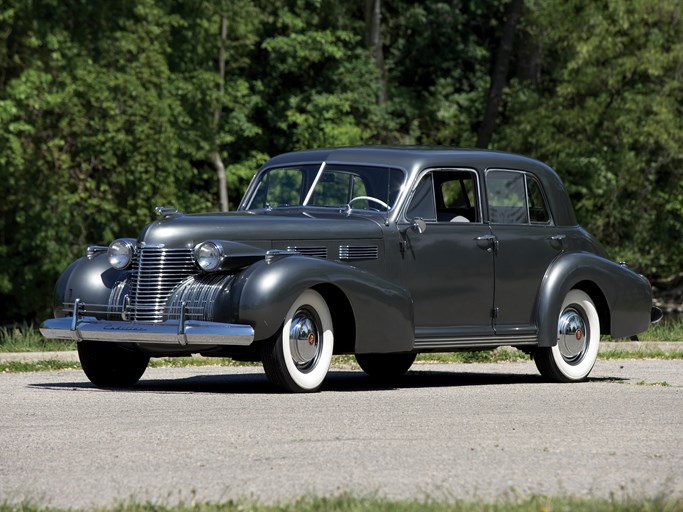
[
  {"x1": 261, "y1": 289, "x2": 334, "y2": 392},
  {"x1": 534, "y1": 289, "x2": 600, "y2": 382}
]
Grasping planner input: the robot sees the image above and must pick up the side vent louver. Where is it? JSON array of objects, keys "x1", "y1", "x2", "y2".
[
  {"x1": 287, "y1": 246, "x2": 328, "y2": 259},
  {"x1": 339, "y1": 245, "x2": 379, "y2": 261}
]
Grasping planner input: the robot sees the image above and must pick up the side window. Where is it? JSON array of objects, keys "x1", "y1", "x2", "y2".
[
  {"x1": 527, "y1": 176, "x2": 551, "y2": 224},
  {"x1": 406, "y1": 174, "x2": 437, "y2": 221},
  {"x1": 486, "y1": 170, "x2": 553, "y2": 225},
  {"x1": 435, "y1": 171, "x2": 480, "y2": 222},
  {"x1": 486, "y1": 171, "x2": 528, "y2": 224},
  {"x1": 406, "y1": 170, "x2": 480, "y2": 223}
]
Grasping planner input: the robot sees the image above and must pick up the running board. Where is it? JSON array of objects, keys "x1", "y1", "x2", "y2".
[{"x1": 414, "y1": 335, "x2": 538, "y2": 351}]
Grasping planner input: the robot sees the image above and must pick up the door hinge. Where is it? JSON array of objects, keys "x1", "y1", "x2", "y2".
[{"x1": 491, "y1": 307, "x2": 499, "y2": 319}]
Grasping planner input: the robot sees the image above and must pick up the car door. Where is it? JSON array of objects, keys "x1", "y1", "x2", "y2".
[
  {"x1": 485, "y1": 169, "x2": 566, "y2": 338},
  {"x1": 399, "y1": 169, "x2": 495, "y2": 348}
]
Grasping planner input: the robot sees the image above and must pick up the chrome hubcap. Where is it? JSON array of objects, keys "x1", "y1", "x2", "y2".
[
  {"x1": 557, "y1": 306, "x2": 589, "y2": 363},
  {"x1": 289, "y1": 307, "x2": 322, "y2": 372}
]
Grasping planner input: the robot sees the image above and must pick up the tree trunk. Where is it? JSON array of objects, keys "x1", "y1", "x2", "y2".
[
  {"x1": 365, "y1": 0, "x2": 387, "y2": 105},
  {"x1": 212, "y1": 15, "x2": 229, "y2": 212},
  {"x1": 211, "y1": 150, "x2": 228, "y2": 212},
  {"x1": 476, "y1": 0, "x2": 524, "y2": 149}
]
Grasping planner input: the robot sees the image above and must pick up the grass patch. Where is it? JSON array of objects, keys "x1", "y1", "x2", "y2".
[
  {"x1": 638, "y1": 318, "x2": 683, "y2": 342},
  {"x1": 148, "y1": 357, "x2": 257, "y2": 369},
  {"x1": 0, "y1": 494, "x2": 681, "y2": 512},
  {"x1": 635, "y1": 380, "x2": 671, "y2": 387},
  {"x1": 598, "y1": 349, "x2": 683, "y2": 360},
  {"x1": 0, "y1": 360, "x2": 81, "y2": 373},
  {"x1": 416, "y1": 348, "x2": 529, "y2": 364},
  {"x1": 0, "y1": 326, "x2": 75, "y2": 353}
]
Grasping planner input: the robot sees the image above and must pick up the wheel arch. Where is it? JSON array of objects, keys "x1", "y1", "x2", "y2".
[
  {"x1": 535, "y1": 252, "x2": 651, "y2": 346},
  {"x1": 571, "y1": 280, "x2": 610, "y2": 336},
  {"x1": 311, "y1": 283, "x2": 356, "y2": 355}
]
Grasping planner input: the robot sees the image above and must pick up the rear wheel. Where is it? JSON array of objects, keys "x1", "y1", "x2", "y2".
[
  {"x1": 261, "y1": 289, "x2": 334, "y2": 392},
  {"x1": 77, "y1": 341, "x2": 149, "y2": 387},
  {"x1": 356, "y1": 352, "x2": 416, "y2": 380},
  {"x1": 534, "y1": 289, "x2": 600, "y2": 382}
]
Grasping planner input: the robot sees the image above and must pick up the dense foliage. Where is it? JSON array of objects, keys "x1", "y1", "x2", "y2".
[{"x1": 1, "y1": 0, "x2": 681, "y2": 324}]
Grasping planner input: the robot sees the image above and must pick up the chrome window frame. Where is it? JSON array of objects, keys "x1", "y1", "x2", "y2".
[
  {"x1": 484, "y1": 168, "x2": 555, "y2": 226},
  {"x1": 400, "y1": 167, "x2": 484, "y2": 225}
]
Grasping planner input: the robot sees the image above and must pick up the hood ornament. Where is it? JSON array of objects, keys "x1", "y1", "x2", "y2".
[{"x1": 155, "y1": 206, "x2": 180, "y2": 218}]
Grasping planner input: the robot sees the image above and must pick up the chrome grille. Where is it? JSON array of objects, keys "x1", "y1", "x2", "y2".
[
  {"x1": 165, "y1": 274, "x2": 234, "y2": 321},
  {"x1": 129, "y1": 247, "x2": 196, "y2": 322}
]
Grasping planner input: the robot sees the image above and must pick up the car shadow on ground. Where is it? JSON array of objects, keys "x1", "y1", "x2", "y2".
[{"x1": 29, "y1": 368, "x2": 625, "y2": 394}]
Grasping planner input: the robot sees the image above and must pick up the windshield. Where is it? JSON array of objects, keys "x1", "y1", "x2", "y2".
[{"x1": 244, "y1": 163, "x2": 405, "y2": 211}]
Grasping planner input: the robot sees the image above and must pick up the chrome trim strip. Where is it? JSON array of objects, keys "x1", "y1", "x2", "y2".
[
  {"x1": 155, "y1": 206, "x2": 180, "y2": 217},
  {"x1": 287, "y1": 246, "x2": 327, "y2": 259},
  {"x1": 86, "y1": 246, "x2": 108, "y2": 259},
  {"x1": 339, "y1": 245, "x2": 379, "y2": 260},
  {"x1": 40, "y1": 316, "x2": 255, "y2": 346},
  {"x1": 414, "y1": 335, "x2": 537, "y2": 350},
  {"x1": 265, "y1": 249, "x2": 299, "y2": 263}
]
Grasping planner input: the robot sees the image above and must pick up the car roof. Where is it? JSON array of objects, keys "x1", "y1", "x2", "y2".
[
  {"x1": 263, "y1": 146, "x2": 545, "y2": 172},
  {"x1": 259, "y1": 146, "x2": 577, "y2": 226}
]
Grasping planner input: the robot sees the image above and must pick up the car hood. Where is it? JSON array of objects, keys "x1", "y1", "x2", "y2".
[{"x1": 138, "y1": 210, "x2": 384, "y2": 249}]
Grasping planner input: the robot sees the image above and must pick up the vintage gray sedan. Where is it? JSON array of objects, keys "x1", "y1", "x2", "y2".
[{"x1": 41, "y1": 147, "x2": 658, "y2": 392}]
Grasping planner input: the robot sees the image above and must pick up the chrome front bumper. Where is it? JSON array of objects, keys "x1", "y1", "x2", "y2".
[{"x1": 40, "y1": 300, "x2": 254, "y2": 347}]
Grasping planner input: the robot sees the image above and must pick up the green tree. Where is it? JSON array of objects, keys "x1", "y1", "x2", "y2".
[
  {"x1": 252, "y1": 0, "x2": 382, "y2": 151},
  {"x1": 0, "y1": 0, "x2": 203, "y2": 323},
  {"x1": 382, "y1": 0, "x2": 504, "y2": 145},
  {"x1": 497, "y1": 0, "x2": 683, "y2": 277}
]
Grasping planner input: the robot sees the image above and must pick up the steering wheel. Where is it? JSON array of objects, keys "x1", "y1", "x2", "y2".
[{"x1": 347, "y1": 196, "x2": 390, "y2": 211}]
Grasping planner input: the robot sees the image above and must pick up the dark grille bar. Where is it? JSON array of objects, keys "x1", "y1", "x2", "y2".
[{"x1": 129, "y1": 247, "x2": 196, "y2": 322}]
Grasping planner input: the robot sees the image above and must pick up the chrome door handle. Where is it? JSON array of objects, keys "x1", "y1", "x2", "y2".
[
  {"x1": 548, "y1": 234, "x2": 566, "y2": 251},
  {"x1": 475, "y1": 235, "x2": 497, "y2": 253}
]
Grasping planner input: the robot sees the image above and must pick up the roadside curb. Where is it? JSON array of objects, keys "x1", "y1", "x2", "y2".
[{"x1": 1, "y1": 342, "x2": 682, "y2": 363}]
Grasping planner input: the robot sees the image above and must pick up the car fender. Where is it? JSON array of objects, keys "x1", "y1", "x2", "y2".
[
  {"x1": 536, "y1": 252, "x2": 652, "y2": 346},
  {"x1": 52, "y1": 254, "x2": 129, "y2": 318},
  {"x1": 228, "y1": 256, "x2": 414, "y2": 353}
]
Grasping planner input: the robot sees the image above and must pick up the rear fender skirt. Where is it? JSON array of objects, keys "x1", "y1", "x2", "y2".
[
  {"x1": 230, "y1": 256, "x2": 414, "y2": 353},
  {"x1": 535, "y1": 252, "x2": 652, "y2": 346}
]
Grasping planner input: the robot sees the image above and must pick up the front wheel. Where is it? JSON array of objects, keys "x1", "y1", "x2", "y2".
[
  {"x1": 77, "y1": 341, "x2": 150, "y2": 387},
  {"x1": 355, "y1": 352, "x2": 416, "y2": 380},
  {"x1": 261, "y1": 289, "x2": 334, "y2": 392},
  {"x1": 533, "y1": 289, "x2": 600, "y2": 382}
]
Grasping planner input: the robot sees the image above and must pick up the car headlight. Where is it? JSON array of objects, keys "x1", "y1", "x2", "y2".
[
  {"x1": 108, "y1": 239, "x2": 135, "y2": 270},
  {"x1": 194, "y1": 241, "x2": 224, "y2": 272}
]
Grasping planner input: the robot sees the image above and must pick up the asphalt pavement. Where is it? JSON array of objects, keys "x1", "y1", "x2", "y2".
[{"x1": 1, "y1": 359, "x2": 681, "y2": 508}]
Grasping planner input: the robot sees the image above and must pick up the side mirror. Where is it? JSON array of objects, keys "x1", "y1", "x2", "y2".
[{"x1": 411, "y1": 218, "x2": 427, "y2": 234}]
